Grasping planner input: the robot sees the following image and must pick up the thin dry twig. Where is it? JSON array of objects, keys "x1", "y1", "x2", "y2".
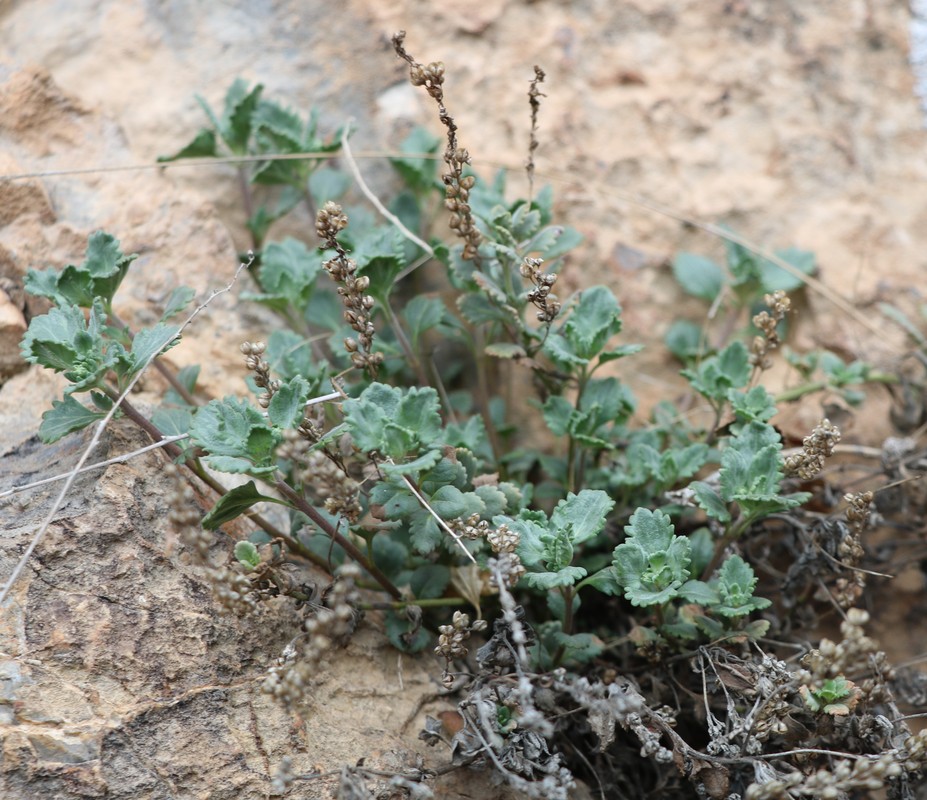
[
  {"x1": 339, "y1": 127, "x2": 433, "y2": 257},
  {"x1": 398, "y1": 471, "x2": 478, "y2": 565}
]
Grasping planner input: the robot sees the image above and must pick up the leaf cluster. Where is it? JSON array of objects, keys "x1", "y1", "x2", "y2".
[{"x1": 20, "y1": 233, "x2": 186, "y2": 442}]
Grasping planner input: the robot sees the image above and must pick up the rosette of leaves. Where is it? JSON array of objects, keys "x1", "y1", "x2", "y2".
[
  {"x1": 690, "y1": 421, "x2": 811, "y2": 529},
  {"x1": 583, "y1": 509, "x2": 770, "y2": 643},
  {"x1": 504, "y1": 489, "x2": 615, "y2": 591},
  {"x1": 799, "y1": 676, "x2": 860, "y2": 716},
  {"x1": 599, "y1": 508, "x2": 705, "y2": 607}
]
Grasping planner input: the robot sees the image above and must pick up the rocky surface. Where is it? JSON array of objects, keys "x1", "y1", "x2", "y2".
[{"x1": 1, "y1": 1, "x2": 926, "y2": 797}]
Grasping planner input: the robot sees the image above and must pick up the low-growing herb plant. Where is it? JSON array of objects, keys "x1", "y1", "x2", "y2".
[{"x1": 14, "y1": 31, "x2": 927, "y2": 800}]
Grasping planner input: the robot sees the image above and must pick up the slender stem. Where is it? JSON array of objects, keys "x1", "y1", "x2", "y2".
[
  {"x1": 237, "y1": 167, "x2": 256, "y2": 247},
  {"x1": 700, "y1": 515, "x2": 751, "y2": 580},
  {"x1": 473, "y1": 327, "x2": 503, "y2": 467},
  {"x1": 383, "y1": 299, "x2": 429, "y2": 387},
  {"x1": 362, "y1": 596, "x2": 466, "y2": 610},
  {"x1": 563, "y1": 585, "x2": 575, "y2": 635},
  {"x1": 552, "y1": 584, "x2": 575, "y2": 667},
  {"x1": 273, "y1": 478, "x2": 403, "y2": 599},
  {"x1": 301, "y1": 186, "x2": 317, "y2": 226},
  {"x1": 110, "y1": 393, "x2": 332, "y2": 572}
]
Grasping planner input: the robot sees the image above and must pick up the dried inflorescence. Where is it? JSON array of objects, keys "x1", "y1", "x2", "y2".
[
  {"x1": 750, "y1": 290, "x2": 791, "y2": 370},
  {"x1": 316, "y1": 201, "x2": 383, "y2": 377},
  {"x1": 392, "y1": 31, "x2": 482, "y2": 263},
  {"x1": 526, "y1": 65, "x2": 546, "y2": 197},
  {"x1": 278, "y1": 432, "x2": 360, "y2": 522},
  {"x1": 449, "y1": 515, "x2": 526, "y2": 587},
  {"x1": 783, "y1": 418, "x2": 841, "y2": 480},
  {"x1": 202, "y1": 563, "x2": 260, "y2": 615},
  {"x1": 262, "y1": 563, "x2": 362, "y2": 709},
  {"x1": 240, "y1": 341, "x2": 279, "y2": 409},
  {"x1": 166, "y1": 463, "x2": 211, "y2": 559},
  {"x1": 520, "y1": 257, "x2": 561, "y2": 323},
  {"x1": 796, "y1": 608, "x2": 891, "y2": 707},
  {"x1": 745, "y1": 754, "x2": 902, "y2": 800},
  {"x1": 434, "y1": 610, "x2": 488, "y2": 687},
  {"x1": 166, "y1": 464, "x2": 261, "y2": 615}
]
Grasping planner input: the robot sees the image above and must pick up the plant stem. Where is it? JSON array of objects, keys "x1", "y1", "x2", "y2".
[
  {"x1": 361, "y1": 596, "x2": 466, "y2": 611},
  {"x1": 273, "y1": 477, "x2": 403, "y2": 599},
  {"x1": 774, "y1": 371, "x2": 897, "y2": 404},
  {"x1": 383, "y1": 298, "x2": 429, "y2": 387},
  {"x1": 552, "y1": 584, "x2": 575, "y2": 667},
  {"x1": 237, "y1": 167, "x2": 256, "y2": 248},
  {"x1": 700, "y1": 516, "x2": 751, "y2": 580},
  {"x1": 473, "y1": 326, "x2": 504, "y2": 467},
  {"x1": 109, "y1": 392, "x2": 333, "y2": 572}
]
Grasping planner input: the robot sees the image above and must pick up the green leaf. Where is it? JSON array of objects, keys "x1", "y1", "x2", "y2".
[
  {"x1": 474, "y1": 484, "x2": 508, "y2": 518},
  {"x1": 352, "y1": 226, "x2": 408, "y2": 304},
  {"x1": 389, "y1": 126, "x2": 441, "y2": 193},
  {"x1": 484, "y1": 342, "x2": 526, "y2": 359},
  {"x1": 598, "y1": 343, "x2": 644, "y2": 364},
  {"x1": 682, "y1": 340, "x2": 751, "y2": 402},
  {"x1": 612, "y1": 508, "x2": 691, "y2": 607},
  {"x1": 521, "y1": 565, "x2": 587, "y2": 590},
  {"x1": 191, "y1": 398, "x2": 283, "y2": 475},
  {"x1": 265, "y1": 329, "x2": 321, "y2": 383},
  {"x1": 371, "y1": 534, "x2": 408, "y2": 577},
  {"x1": 266, "y1": 376, "x2": 310, "y2": 429},
  {"x1": 37, "y1": 395, "x2": 106, "y2": 443},
  {"x1": 21, "y1": 302, "x2": 115, "y2": 393},
  {"x1": 532, "y1": 621, "x2": 603, "y2": 669},
  {"x1": 542, "y1": 525, "x2": 575, "y2": 572},
  {"x1": 717, "y1": 421, "x2": 802, "y2": 517},
  {"x1": 713, "y1": 555, "x2": 770, "y2": 617},
  {"x1": 128, "y1": 323, "x2": 180, "y2": 376},
  {"x1": 245, "y1": 237, "x2": 323, "y2": 312},
  {"x1": 403, "y1": 296, "x2": 447, "y2": 347},
  {"x1": 672, "y1": 253, "x2": 725, "y2": 301},
  {"x1": 157, "y1": 128, "x2": 218, "y2": 162},
  {"x1": 550, "y1": 490, "x2": 615, "y2": 545},
  {"x1": 443, "y1": 416, "x2": 488, "y2": 457},
  {"x1": 729, "y1": 386, "x2": 777, "y2": 426},
  {"x1": 151, "y1": 406, "x2": 193, "y2": 442},
  {"x1": 456, "y1": 292, "x2": 513, "y2": 325},
  {"x1": 507, "y1": 516, "x2": 550, "y2": 569},
  {"x1": 343, "y1": 383, "x2": 442, "y2": 459},
  {"x1": 563, "y1": 286, "x2": 623, "y2": 360},
  {"x1": 678, "y1": 580, "x2": 720, "y2": 605},
  {"x1": 218, "y1": 79, "x2": 264, "y2": 154},
  {"x1": 723, "y1": 232, "x2": 761, "y2": 284},
  {"x1": 234, "y1": 540, "x2": 262, "y2": 569},
  {"x1": 384, "y1": 609, "x2": 430, "y2": 653},
  {"x1": 665, "y1": 319, "x2": 706, "y2": 361},
  {"x1": 760, "y1": 247, "x2": 815, "y2": 293},
  {"x1": 409, "y1": 564, "x2": 450, "y2": 599},
  {"x1": 308, "y1": 166, "x2": 351, "y2": 206},
  {"x1": 530, "y1": 225, "x2": 583, "y2": 261},
  {"x1": 688, "y1": 528, "x2": 715, "y2": 576},
  {"x1": 579, "y1": 565, "x2": 622, "y2": 596},
  {"x1": 542, "y1": 395, "x2": 575, "y2": 437},
  {"x1": 542, "y1": 333, "x2": 589, "y2": 367},
  {"x1": 24, "y1": 231, "x2": 137, "y2": 309},
  {"x1": 160, "y1": 286, "x2": 196, "y2": 321}
]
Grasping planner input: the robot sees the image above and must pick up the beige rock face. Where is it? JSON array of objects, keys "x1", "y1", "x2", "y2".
[{"x1": 1, "y1": 1, "x2": 926, "y2": 798}]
